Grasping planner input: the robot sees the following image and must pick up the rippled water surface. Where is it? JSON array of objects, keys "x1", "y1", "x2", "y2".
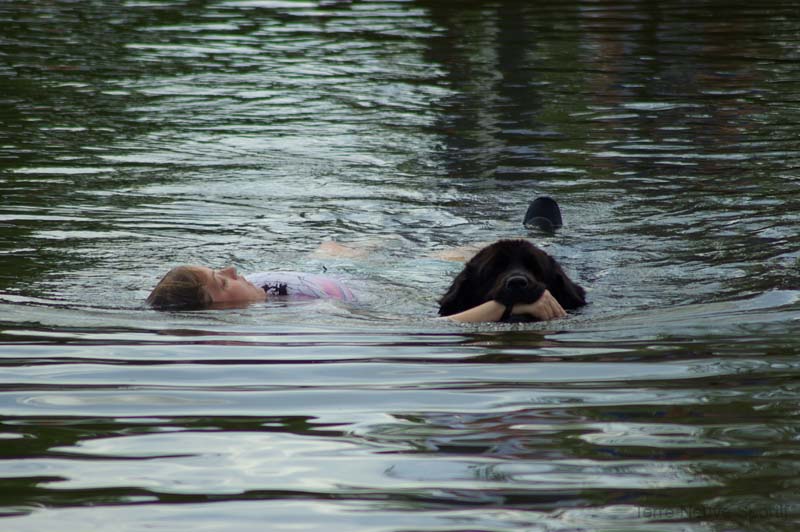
[{"x1": 2, "y1": 1, "x2": 800, "y2": 530}]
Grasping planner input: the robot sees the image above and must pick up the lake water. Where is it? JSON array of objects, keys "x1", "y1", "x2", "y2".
[{"x1": 1, "y1": 1, "x2": 799, "y2": 530}]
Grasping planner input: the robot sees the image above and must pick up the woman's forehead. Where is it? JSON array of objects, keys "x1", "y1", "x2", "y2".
[{"x1": 188, "y1": 266, "x2": 214, "y2": 281}]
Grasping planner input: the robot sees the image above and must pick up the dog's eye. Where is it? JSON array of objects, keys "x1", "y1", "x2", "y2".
[{"x1": 482, "y1": 263, "x2": 507, "y2": 279}]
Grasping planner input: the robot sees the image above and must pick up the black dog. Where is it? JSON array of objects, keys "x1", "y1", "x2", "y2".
[{"x1": 438, "y1": 239, "x2": 586, "y2": 321}]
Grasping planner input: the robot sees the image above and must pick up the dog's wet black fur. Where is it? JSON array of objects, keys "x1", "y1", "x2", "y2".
[{"x1": 438, "y1": 239, "x2": 586, "y2": 321}]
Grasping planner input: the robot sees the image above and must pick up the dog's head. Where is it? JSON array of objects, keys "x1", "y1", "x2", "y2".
[{"x1": 438, "y1": 239, "x2": 586, "y2": 318}]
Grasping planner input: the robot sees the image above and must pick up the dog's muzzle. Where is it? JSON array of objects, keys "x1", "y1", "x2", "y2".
[{"x1": 504, "y1": 274, "x2": 530, "y2": 290}]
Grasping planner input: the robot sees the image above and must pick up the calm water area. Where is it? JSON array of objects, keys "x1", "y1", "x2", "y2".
[{"x1": 2, "y1": 1, "x2": 800, "y2": 530}]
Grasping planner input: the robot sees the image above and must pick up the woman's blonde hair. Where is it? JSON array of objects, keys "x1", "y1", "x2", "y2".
[{"x1": 146, "y1": 266, "x2": 212, "y2": 310}]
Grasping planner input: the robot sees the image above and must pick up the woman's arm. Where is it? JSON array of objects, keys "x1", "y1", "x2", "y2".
[
  {"x1": 442, "y1": 290, "x2": 567, "y2": 323},
  {"x1": 313, "y1": 240, "x2": 371, "y2": 259}
]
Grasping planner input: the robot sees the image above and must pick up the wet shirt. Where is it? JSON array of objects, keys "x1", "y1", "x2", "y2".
[{"x1": 245, "y1": 271, "x2": 357, "y2": 303}]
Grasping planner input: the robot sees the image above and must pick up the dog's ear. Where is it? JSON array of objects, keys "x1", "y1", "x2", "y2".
[
  {"x1": 438, "y1": 268, "x2": 478, "y2": 316},
  {"x1": 547, "y1": 258, "x2": 586, "y2": 310}
]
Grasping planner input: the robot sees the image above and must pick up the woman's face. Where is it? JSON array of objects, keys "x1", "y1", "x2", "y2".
[{"x1": 193, "y1": 266, "x2": 266, "y2": 306}]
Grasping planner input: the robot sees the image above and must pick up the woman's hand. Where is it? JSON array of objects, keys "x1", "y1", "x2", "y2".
[{"x1": 511, "y1": 289, "x2": 566, "y2": 320}]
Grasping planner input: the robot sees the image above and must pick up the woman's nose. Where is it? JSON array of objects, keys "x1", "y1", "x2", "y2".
[{"x1": 219, "y1": 266, "x2": 237, "y2": 279}]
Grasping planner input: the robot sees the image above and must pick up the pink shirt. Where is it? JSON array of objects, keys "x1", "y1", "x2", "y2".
[{"x1": 245, "y1": 272, "x2": 356, "y2": 303}]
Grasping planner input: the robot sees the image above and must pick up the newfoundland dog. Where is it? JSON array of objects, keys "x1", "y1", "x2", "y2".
[{"x1": 438, "y1": 239, "x2": 586, "y2": 321}]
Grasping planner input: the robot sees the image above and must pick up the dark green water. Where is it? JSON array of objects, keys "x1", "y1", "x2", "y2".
[{"x1": 1, "y1": 1, "x2": 800, "y2": 530}]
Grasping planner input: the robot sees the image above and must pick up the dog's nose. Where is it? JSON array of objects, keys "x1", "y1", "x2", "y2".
[{"x1": 505, "y1": 275, "x2": 529, "y2": 290}]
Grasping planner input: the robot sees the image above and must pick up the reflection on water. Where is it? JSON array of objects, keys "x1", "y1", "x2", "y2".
[{"x1": 1, "y1": 0, "x2": 799, "y2": 530}]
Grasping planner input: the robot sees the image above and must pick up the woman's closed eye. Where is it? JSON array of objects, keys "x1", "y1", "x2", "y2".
[{"x1": 213, "y1": 273, "x2": 228, "y2": 289}]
